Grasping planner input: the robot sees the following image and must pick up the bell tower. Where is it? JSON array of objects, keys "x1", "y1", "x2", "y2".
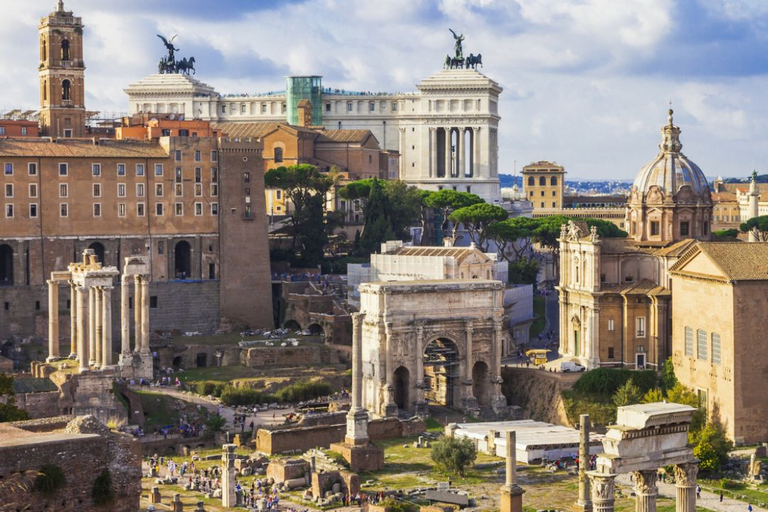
[{"x1": 39, "y1": 1, "x2": 87, "y2": 138}]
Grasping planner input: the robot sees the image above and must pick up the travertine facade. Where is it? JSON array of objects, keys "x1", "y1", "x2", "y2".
[
  {"x1": 670, "y1": 242, "x2": 768, "y2": 444},
  {"x1": 357, "y1": 279, "x2": 507, "y2": 418}
]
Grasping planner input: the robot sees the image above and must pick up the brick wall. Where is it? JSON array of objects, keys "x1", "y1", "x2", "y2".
[{"x1": 241, "y1": 344, "x2": 341, "y2": 368}]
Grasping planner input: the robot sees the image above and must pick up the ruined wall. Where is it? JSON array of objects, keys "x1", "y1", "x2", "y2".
[
  {"x1": 501, "y1": 367, "x2": 576, "y2": 427},
  {"x1": 241, "y1": 344, "x2": 341, "y2": 368},
  {"x1": 14, "y1": 391, "x2": 61, "y2": 418}
]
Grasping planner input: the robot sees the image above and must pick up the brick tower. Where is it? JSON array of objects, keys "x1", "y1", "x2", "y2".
[{"x1": 39, "y1": 1, "x2": 87, "y2": 138}]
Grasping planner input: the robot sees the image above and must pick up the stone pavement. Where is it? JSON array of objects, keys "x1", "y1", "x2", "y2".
[{"x1": 656, "y1": 481, "x2": 766, "y2": 512}]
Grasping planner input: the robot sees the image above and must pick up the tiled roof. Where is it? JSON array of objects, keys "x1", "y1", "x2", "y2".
[
  {"x1": 211, "y1": 122, "x2": 280, "y2": 139},
  {"x1": 0, "y1": 138, "x2": 168, "y2": 158},
  {"x1": 652, "y1": 238, "x2": 698, "y2": 258},
  {"x1": 315, "y1": 130, "x2": 375, "y2": 144},
  {"x1": 674, "y1": 242, "x2": 768, "y2": 281},
  {"x1": 394, "y1": 246, "x2": 490, "y2": 264}
]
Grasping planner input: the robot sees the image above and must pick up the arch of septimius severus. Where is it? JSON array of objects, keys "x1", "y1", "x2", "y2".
[{"x1": 46, "y1": 249, "x2": 153, "y2": 378}]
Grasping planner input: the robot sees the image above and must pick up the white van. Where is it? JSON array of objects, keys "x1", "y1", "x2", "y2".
[{"x1": 560, "y1": 361, "x2": 585, "y2": 373}]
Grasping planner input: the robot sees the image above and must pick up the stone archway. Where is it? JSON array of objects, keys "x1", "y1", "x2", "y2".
[
  {"x1": 196, "y1": 352, "x2": 207, "y2": 368},
  {"x1": 284, "y1": 319, "x2": 301, "y2": 331},
  {"x1": 88, "y1": 242, "x2": 105, "y2": 266},
  {"x1": 423, "y1": 338, "x2": 460, "y2": 407},
  {"x1": 394, "y1": 366, "x2": 410, "y2": 411},
  {"x1": 307, "y1": 323, "x2": 324, "y2": 336},
  {"x1": 472, "y1": 361, "x2": 491, "y2": 406}
]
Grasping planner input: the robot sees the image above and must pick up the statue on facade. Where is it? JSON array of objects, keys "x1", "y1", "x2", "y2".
[
  {"x1": 157, "y1": 34, "x2": 196, "y2": 75},
  {"x1": 449, "y1": 29, "x2": 465, "y2": 59}
]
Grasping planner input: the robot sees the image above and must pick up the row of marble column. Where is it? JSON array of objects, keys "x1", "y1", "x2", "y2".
[
  {"x1": 429, "y1": 126, "x2": 479, "y2": 179},
  {"x1": 589, "y1": 462, "x2": 698, "y2": 512},
  {"x1": 46, "y1": 276, "x2": 150, "y2": 371}
]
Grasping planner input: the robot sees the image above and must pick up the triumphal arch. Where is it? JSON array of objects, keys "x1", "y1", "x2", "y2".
[{"x1": 357, "y1": 279, "x2": 508, "y2": 418}]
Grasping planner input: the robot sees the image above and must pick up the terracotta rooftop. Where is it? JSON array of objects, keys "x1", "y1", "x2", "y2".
[
  {"x1": 674, "y1": 242, "x2": 768, "y2": 281},
  {"x1": 0, "y1": 138, "x2": 168, "y2": 158},
  {"x1": 392, "y1": 245, "x2": 491, "y2": 264},
  {"x1": 315, "y1": 130, "x2": 375, "y2": 144}
]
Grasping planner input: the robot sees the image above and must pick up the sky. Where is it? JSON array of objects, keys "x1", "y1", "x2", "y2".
[{"x1": 3, "y1": 0, "x2": 768, "y2": 180}]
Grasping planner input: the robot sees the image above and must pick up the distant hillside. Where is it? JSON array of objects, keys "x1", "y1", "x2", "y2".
[
  {"x1": 723, "y1": 174, "x2": 768, "y2": 184},
  {"x1": 499, "y1": 174, "x2": 631, "y2": 195}
]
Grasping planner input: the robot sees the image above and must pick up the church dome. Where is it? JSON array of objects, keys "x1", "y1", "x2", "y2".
[{"x1": 631, "y1": 109, "x2": 710, "y2": 200}]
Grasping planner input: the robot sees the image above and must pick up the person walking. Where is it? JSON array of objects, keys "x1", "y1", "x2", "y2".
[
  {"x1": 748, "y1": 504, "x2": 753, "y2": 512},
  {"x1": 696, "y1": 485, "x2": 701, "y2": 499},
  {"x1": 720, "y1": 491, "x2": 724, "y2": 502}
]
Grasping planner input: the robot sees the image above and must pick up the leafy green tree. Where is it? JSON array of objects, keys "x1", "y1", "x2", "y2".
[
  {"x1": 418, "y1": 190, "x2": 436, "y2": 245},
  {"x1": 508, "y1": 257, "x2": 540, "y2": 285},
  {"x1": 359, "y1": 179, "x2": 396, "y2": 255},
  {"x1": 667, "y1": 383, "x2": 706, "y2": 435},
  {"x1": 641, "y1": 388, "x2": 665, "y2": 404},
  {"x1": 424, "y1": 190, "x2": 483, "y2": 240},
  {"x1": 713, "y1": 228, "x2": 739, "y2": 240},
  {"x1": 265, "y1": 164, "x2": 342, "y2": 266},
  {"x1": 486, "y1": 217, "x2": 539, "y2": 261},
  {"x1": 430, "y1": 436, "x2": 477, "y2": 477},
  {"x1": 206, "y1": 414, "x2": 227, "y2": 433},
  {"x1": 338, "y1": 179, "x2": 373, "y2": 202},
  {"x1": 382, "y1": 180, "x2": 422, "y2": 240},
  {"x1": 613, "y1": 379, "x2": 642, "y2": 407},
  {"x1": 693, "y1": 422, "x2": 732, "y2": 473},
  {"x1": 740, "y1": 215, "x2": 768, "y2": 241},
  {"x1": 449, "y1": 203, "x2": 509, "y2": 251},
  {"x1": 659, "y1": 358, "x2": 678, "y2": 393},
  {"x1": 0, "y1": 374, "x2": 29, "y2": 423}
]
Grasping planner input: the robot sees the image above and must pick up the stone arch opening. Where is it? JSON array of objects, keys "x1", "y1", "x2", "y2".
[
  {"x1": 0, "y1": 245, "x2": 13, "y2": 286},
  {"x1": 472, "y1": 361, "x2": 491, "y2": 407},
  {"x1": 571, "y1": 316, "x2": 581, "y2": 357},
  {"x1": 172, "y1": 356, "x2": 183, "y2": 369},
  {"x1": 174, "y1": 240, "x2": 192, "y2": 279},
  {"x1": 62, "y1": 79, "x2": 71, "y2": 101},
  {"x1": 394, "y1": 366, "x2": 410, "y2": 411},
  {"x1": 88, "y1": 242, "x2": 105, "y2": 265},
  {"x1": 60, "y1": 39, "x2": 70, "y2": 61},
  {"x1": 284, "y1": 319, "x2": 301, "y2": 331},
  {"x1": 196, "y1": 352, "x2": 207, "y2": 368},
  {"x1": 423, "y1": 338, "x2": 460, "y2": 407},
  {"x1": 307, "y1": 323, "x2": 324, "y2": 336}
]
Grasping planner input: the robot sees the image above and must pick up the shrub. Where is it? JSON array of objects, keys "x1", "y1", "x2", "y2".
[
  {"x1": 195, "y1": 381, "x2": 216, "y2": 396},
  {"x1": 613, "y1": 379, "x2": 642, "y2": 407},
  {"x1": 92, "y1": 469, "x2": 115, "y2": 506},
  {"x1": 641, "y1": 388, "x2": 665, "y2": 404},
  {"x1": 219, "y1": 386, "x2": 273, "y2": 407},
  {"x1": 430, "y1": 437, "x2": 477, "y2": 477},
  {"x1": 32, "y1": 464, "x2": 66, "y2": 496},
  {"x1": 206, "y1": 414, "x2": 227, "y2": 433},
  {"x1": 377, "y1": 498, "x2": 417, "y2": 512},
  {"x1": 573, "y1": 368, "x2": 657, "y2": 395},
  {"x1": 693, "y1": 422, "x2": 732, "y2": 473},
  {"x1": 275, "y1": 380, "x2": 332, "y2": 403}
]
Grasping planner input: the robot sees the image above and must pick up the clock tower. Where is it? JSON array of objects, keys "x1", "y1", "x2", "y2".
[{"x1": 39, "y1": 1, "x2": 87, "y2": 138}]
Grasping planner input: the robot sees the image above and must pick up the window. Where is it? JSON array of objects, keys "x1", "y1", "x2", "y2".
[
  {"x1": 195, "y1": 168, "x2": 202, "y2": 183},
  {"x1": 194, "y1": 202, "x2": 202, "y2": 216},
  {"x1": 325, "y1": 103, "x2": 331, "y2": 112},
  {"x1": 281, "y1": 103, "x2": 286, "y2": 113},
  {"x1": 211, "y1": 151, "x2": 218, "y2": 162},
  {"x1": 274, "y1": 147, "x2": 283, "y2": 163},
  {"x1": 175, "y1": 183, "x2": 183, "y2": 196},
  {"x1": 28, "y1": 163, "x2": 37, "y2": 175},
  {"x1": 194, "y1": 150, "x2": 201, "y2": 162},
  {"x1": 211, "y1": 184, "x2": 218, "y2": 197},
  {"x1": 155, "y1": 203, "x2": 164, "y2": 216},
  {"x1": 5, "y1": 184, "x2": 12, "y2": 198},
  {"x1": 92, "y1": 163, "x2": 101, "y2": 176},
  {"x1": 540, "y1": 191, "x2": 544, "y2": 196},
  {"x1": 29, "y1": 184, "x2": 37, "y2": 198},
  {"x1": 61, "y1": 39, "x2": 70, "y2": 60},
  {"x1": 551, "y1": 176, "x2": 558, "y2": 186},
  {"x1": 118, "y1": 203, "x2": 126, "y2": 217},
  {"x1": 347, "y1": 101, "x2": 353, "y2": 112},
  {"x1": 0, "y1": 127, "x2": 4, "y2": 136},
  {"x1": 650, "y1": 221, "x2": 660, "y2": 236},
  {"x1": 222, "y1": 105, "x2": 227, "y2": 114},
  {"x1": 161, "y1": 129, "x2": 171, "y2": 137},
  {"x1": 241, "y1": 104, "x2": 246, "y2": 114},
  {"x1": 260, "y1": 104, "x2": 266, "y2": 114},
  {"x1": 211, "y1": 203, "x2": 218, "y2": 215},
  {"x1": 391, "y1": 102, "x2": 397, "y2": 111},
  {"x1": 552, "y1": 190, "x2": 556, "y2": 196},
  {"x1": 4, "y1": 163, "x2": 14, "y2": 175},
  {"x1": 608, "y1": 347, "x2": 615, "y2": 359},
  {"x1": 29, "y1": 203, "x2": 38, "y2": 218},
  {"x1": 59, "y1": 184, "x2": 68, "y2": 198},
  {"x1": 117, "y1": 183, "x2": 126, "y2": 198},
  {"x1": 175, "y1": 203, "x2": 183, "y2": 216},
  {"x1": 243, "y1": 172, "x2": 250, "y2": 183},
  {"x1": 527, "y1": 176, "x2": 534, "y2": 186},
  {"x1": 211, "y1": 168, "x2": 218, "y2": 182},
  {"x1": 92, "y1": 183, "x2": 101, "y2": 197},
  {"x1": 552, "y1": 202, "x2": 556, "y2": 207},
  {"x1": 154, "y1": 164, "x2": 163, "y2": 176},
  {"x1": 636, "y1": 317, "x2": 646, "y2": 338},
  {"x1": 539, "y1": 176, "x2": 546, "y2": 186},
  {"x1": 117, "y1": 163, "x2": 126, "y2": 176},
  {"x1": 697, "y1": 329, "x2": 708, "y2": 360},
  {"x1": 59, "y1": 163, "x2": 68, "y2": 176},
  {"x1": 276, "y1": 190, "x2": 282, "y2": 200},
  {"x1": 369, "y1": 101, "x2": 375, "y2": 112},
  {"x1": 93, "y1": 203, "x2": 101, "y2": 217},
  {"x1": 608, "y1": 319, "x2": 614, "y2": 331},
  {"x1": 680, "y1": 221, "x2": 690, "y2": 236},
  {"x1": 137, "y1": 183, "x2": 145, "y2": 197},
  {"x1": 175, "y1": 167, "x2": 182, "y2": 183},
  {"x1": 174, "y1": 150, "x2": 182, "y2": 162},
  {"x1": 137, "y1": 203, "x2": 145, "y2": 217},
  {"x1": 685, "y1": 326, "x2": 694, "y2": 356},
  {"x1": 5, "y1": 204, "x2": 13, "y2": 218},
  {"x1": 60, "y1": 203, "x2": 68, "y2": 217},
  {"x1": 136, "y1": 163, "x2": 145, "y2": 176},
  {"x1": 62, "y1": 79, "x2": 71, "y2": 101},
  {"x1": 540, "y1": 202, "x2": 544, "y2": 208},
  {"x1": 712, "y1": 333, "x2": 721, "y2": 364},
  {"x1": 195, "y1": 183, "x2": 202, "y2": 197},
  {"x1": 155, "y1": 183, "x2": 164, "y2": 197}
]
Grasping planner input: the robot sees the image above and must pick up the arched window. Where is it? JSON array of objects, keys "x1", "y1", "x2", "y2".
[
  {"x1": 274, "y1": 147, "x2": 283, "y2": 163},
  {"x1": 62, "y1": 79, "x2": 71, "y2": 101},
  {"x1": 527, "y1": 176, "x2": 534, "y2": 186},
  {"x1": 88, "y1": 242, "x2": 105, "y2": 266},
  {"x1": 43, "y1": 81, "x2": 47, "y2": 101},
  {"x1": 41, "y1": 39, "x2": 47, "y2": 61},
  {"x1": 551, "y1": 176, "x2": 558, "y2": 186},
  {"x1": 61, "y1": 40, "x2": 70, "y2": 61},
  {"x1": 539, "y1": 176, "x2": 546, "y2": 186}
]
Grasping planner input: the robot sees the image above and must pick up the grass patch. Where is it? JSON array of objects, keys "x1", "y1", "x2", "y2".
[
  {"x1": 425, "y1": 418, "x2": 443, "y2": 432},
  {"x1": 177, "y1": 365, "x2": 265, "y2": 384},
  {"x1": 700, "y1": 479, "x2": 768, "y2": 505},
  {"x1": 530, "y1": 296, "x2": 546, "y2": 339}
]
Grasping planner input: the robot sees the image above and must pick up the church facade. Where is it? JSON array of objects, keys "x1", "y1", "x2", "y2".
[{"x1": 557, "y1": 111, "x2": 714, "y2": 370}]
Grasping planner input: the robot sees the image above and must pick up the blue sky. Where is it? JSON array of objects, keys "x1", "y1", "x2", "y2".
[{"x1": 3, "y1": 0, "x2": 768, "y2": 180}]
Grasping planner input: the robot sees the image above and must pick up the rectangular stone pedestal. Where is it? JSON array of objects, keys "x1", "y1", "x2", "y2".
[
  {"x1": 330, "y1": 441, "x2": 384, "y2": 472},
  {"x1": 501, "y1": 485, "x2": 524, "y2": 512}
]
